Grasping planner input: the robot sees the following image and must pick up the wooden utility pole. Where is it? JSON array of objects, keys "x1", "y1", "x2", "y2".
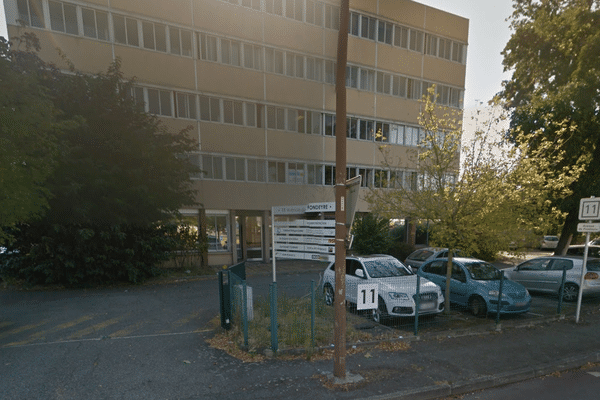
[{"x1": 333, "y1": 0, "x2": 349, "y2": 379}]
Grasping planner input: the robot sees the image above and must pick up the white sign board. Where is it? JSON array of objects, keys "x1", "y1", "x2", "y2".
[
  {"x1": 577, "y1": 223, "x2": 600, "y2": 233},
  {"x1": 356, "y1": 283, "x2": 379, "y2": 310},
  {"x1": 579, "y1": 198, "x2": 600, "y2": 220}
]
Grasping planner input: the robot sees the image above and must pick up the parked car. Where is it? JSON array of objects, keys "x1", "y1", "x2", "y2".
[
  {"x1": 540, "y1": 235, "x2": 559, "y2": 250},
  {"x1": 417, "y1": 257, "x2": 531, "y2": 317},
  {"x1": 589, "y1": 238, "x2": 600, "y2": 246},
  {"x1": 566, "y1": 245, "x2": 600, "y2": 258},
  {"x1": 404, "y1": 247, "x2": 463, "y2": 272},
  {"x1": 505, "y1": 256, "x2": 600, "y2": 302},
  {"x1": 321, "y1": 255, "x2": 444, "y2": 323}
]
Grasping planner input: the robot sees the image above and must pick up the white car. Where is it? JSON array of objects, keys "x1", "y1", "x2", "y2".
[
  {"x1": 540, "y1": 235, "x2": 559, "y2": 250},
  {"x1": 321, "y1": 255, "x2": 444, "y2": 323}
]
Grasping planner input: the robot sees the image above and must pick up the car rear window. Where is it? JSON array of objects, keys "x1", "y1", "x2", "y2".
[
  {"x1": 587, "y1": 260, "x2": 600, "y2": 271},
  {"x1": 410, "y1": 250, "x2": 434, "y2": 261}
]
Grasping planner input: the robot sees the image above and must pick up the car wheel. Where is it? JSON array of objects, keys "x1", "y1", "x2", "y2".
[
  {"x1": 371, "y1": 296, "x2": 388, "y2": 324},
  {"x1": 323, "y1": 284, "x2": 334, "y2": 306},
  {"x1": 562, "y1": 283, "x2": 579, "y2": 302},
  {"x1": 470, "y1": 296, "x2": 487, "y2": 317}
]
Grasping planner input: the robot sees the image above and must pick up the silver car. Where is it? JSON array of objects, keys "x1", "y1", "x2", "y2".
[
  {"x1": 505, "y1": 256, "x2": 600, "y2": 301},
  {"x1": 404, "y1": 247, "x2": 463, "y2": 272},
  {"x1": 322, "y1": 255, "x2": 444, "y2": 323}
]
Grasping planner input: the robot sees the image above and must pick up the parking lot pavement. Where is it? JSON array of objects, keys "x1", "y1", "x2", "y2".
[{"x1": 3, "y1": 256, "x2": 600, "y2": 400}]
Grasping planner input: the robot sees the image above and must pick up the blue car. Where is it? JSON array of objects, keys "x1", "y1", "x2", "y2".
[{"x1": 417, "y1": 257, "x2": 531, "y2": 317}]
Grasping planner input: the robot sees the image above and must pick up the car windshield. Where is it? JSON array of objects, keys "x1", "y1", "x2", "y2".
[
  {"x1": 363, "y1": 259, "x2": 412, "y2": 278},
  {"x1": 464, "y1": 262, "x2": 500, "y2": 280}
]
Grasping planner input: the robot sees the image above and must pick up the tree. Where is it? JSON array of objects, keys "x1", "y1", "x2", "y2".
[
  {"x1": 499, "y1": 0, "x2": 600, "y2": 253},
  {"x1": 0, "y1": 35, "x2": 65, "y2": 245},
  {"x1": 350, "y1": 213, "x2": 392, "y2": 255},
  {"x1": 2, "y1": 35, "x2": 200, "y2": 285},
  {"x1": 367, "y1": 88, "x2": 554, "y2": 313}
]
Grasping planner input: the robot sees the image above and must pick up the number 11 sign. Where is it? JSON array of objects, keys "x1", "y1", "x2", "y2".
[
  {"x1": 579, "y1": 197, "x2": 600, "y2": 220},
  {"x1": 356, "y1": 283, "x2": 379, "y2": 310}
]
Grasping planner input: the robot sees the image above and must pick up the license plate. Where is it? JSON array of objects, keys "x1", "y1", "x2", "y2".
[
  {"x1": 419, "y1": 302, "x2": 436, "y2": 311},
  {"x1": 515, "y1": 301, "x2": 527, "y2": 307}
]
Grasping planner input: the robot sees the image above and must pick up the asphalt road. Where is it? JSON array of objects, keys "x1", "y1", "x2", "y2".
[{"x1": 2, "y1": 267, "x2": 600, "y2": 399}]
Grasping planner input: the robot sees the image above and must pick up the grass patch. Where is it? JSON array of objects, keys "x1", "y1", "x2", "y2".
[{"x1": 212, "y1": 290, "x2": 397, "y2": 360}]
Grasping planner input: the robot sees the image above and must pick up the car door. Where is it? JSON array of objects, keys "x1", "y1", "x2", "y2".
[
  {"x1": 420, "y1": 260, "x2": 447, "y2": 291},
  {"x1": 449, "y1": 263, "x2": 469, "y2": 306},
  {"x1": 345, "y1": 259, "x2": 366, "y2": 304},
  {"x1": 509, "y1": 258, "x2": 553, "y2": 292},
  {"x1": 544, "y1": 258, "x2": 574, "y2": 291}
]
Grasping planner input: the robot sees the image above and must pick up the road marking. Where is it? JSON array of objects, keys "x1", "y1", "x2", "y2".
[
  {"x1": 109, "y1": 320, "x2": 148, "y2": 338},
  {"x1": 587, "y1": 372, "x2": 600, "y2": 377},
  {"x1": 68, "y1": 313, "x2": 130, "y2": 339},
  {"x1": 3, "y1": 315, "x2": 96, "y2": 347},
  {"x1": 159, "y1": 311, "x2": 200, "y2": 333},
  {"x1": 0, "y1": 320, "x2": 51, "y2": 340},
  {"x1": 0, "y1": 329, "x2": 212, "y2": 348}
]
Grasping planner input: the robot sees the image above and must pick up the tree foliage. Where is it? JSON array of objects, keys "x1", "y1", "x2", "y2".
[
  {"x1": 1, "y1": 35, "x2": 200, "y2": 286},
  {"x1": 350, "y1": 213, "x2": 392, "y2": 255},
  {"x1": 0, "y1": 35, "x2": 65, "y2": 244},
  {"x1": 499, "y1": 0, "x2": 600, "y2": 253},
  {"x1": 367, "y1": 89, "x2": 557, "y2": 312}
]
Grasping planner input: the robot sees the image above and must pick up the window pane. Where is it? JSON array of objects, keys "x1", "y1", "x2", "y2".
[
  {"x1": 199, "y1": 95, "x2": 210, "y2": 121},
  {"x1": 231, "y1": 41, "x2": 241, "y2": 66},
  {"x1": 113, "y1": 15, "x2": 126, "y2": 44},
  {"x1": 155, "y1": 24, "x2": 166, "y2": 52},
  {"x1": 96, "y1": 11, "x2": 109, "y2": 41},
  {"x1": 143, "y1": 21, "x2": 155, "y2": 49},
  {"x1": 64, "y1": 4, "x2": 77, "y2": 34},
  {"x1": 181, "y1": 30, "x2": 192, "y2": 56},
  {"x1": 210, "y1": 98, "x2": 220, "y2": 122},
  {"x1": 126, "y1": 18, "x2": 139, "y2": 46},
  {"x1": 233, "y1": 101, "x2": 243, "y2": 125},
  {"x1": 246, "y1": 103, "x2": 256, "y2": 127},
  {"x1": 170, "y1": 27, "x2": 181, "y2": 55},
  {"x1": 287, "y1": 109, "x2": 297, "y2": 131},
  {"x1": 17, "y1": 0, "x2": 30, "y2": 25},
  {"x1": 223, "y1": 100, "x2": 234, "y2": 124},
  {"x1": 244, "y1": 44, "x2": 253, "y2": 68},
  {"x1": 147, "y1": 89, "x2": 160, "y2": 114},
  {"x1": 295, "y1": 55, "x2": 304, "y2": 78},
  {"x1": 159, "y1": 90, "x2": 171, "y2": 116},
  {"x1": 267, "y1": 106, "x2": 276, "y2": 129},
  {"x1": 29, "y1": 0, "x2": 45, "y2": 28},
  {"x1": 276, "y1": 108, "x2": 285, "y2": 130},
  {"x1": 49, "y1": 1, "x2": 64, "y2": 32},
  {"x1": 82, "y1": 8, "x2": 96, "y2": 38},
  {"x1": 226, "y1": 158, "x2": 236, "y2": 180},
  {"x1": 286, "y1": 53, "x2": 294, "y2": 77}
]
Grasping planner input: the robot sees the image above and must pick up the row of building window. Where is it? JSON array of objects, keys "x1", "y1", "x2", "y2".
[
  {"x1": 195, "y1": 154, "x2": 432, "y2": 190},
  {"x1": 198, "y1": 33, "x2": 463, "y2": 107},
  {"x1": 130, "y1": 86, "x2": 431, "y2": 147},
  {"x1": 222, "y1": 0, "x2": 467, "y2": 64},
  {"x1": 16, "y1": 0, "x2": 464, "y2": 108}
]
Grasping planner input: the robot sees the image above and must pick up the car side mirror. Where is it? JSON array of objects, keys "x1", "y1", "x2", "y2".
[{"x1": 355, "y1": 269, "x2": 365, "y2": 278}]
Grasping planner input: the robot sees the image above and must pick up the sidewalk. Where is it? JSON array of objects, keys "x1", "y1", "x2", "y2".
[{"x1": 212, "y1": 257, "x2": 600, "y2": 399}]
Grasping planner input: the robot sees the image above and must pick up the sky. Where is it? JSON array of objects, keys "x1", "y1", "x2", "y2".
[{"x1": 0, "y1": 1, "x2": 513, "y2": 108}]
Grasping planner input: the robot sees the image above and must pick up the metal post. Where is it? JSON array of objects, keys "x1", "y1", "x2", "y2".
[
  {"x1": 414, "y1": 275, "x2": 420, "y2": 336},
  {"x1": 270, "y1": 282, "x2": 278, "y2": 353},
  {"x1": 576, "y1": 230, "x2": 591, "y2": 323},
  {"x1": 311, "y1": 280, "x2": 316, "y2": 348},
  {"x1": 333, "y1": 0, "x2": 349, "y2": 380},
  {"x1": 242, "y1": 281, "x2": 248, "y2": 348},
  {"x1": 495, "y1": 270, "x2": 504, "y2": 326},
  {"x1": 557, "y1": 265, "x2": 567, "y2": 314}
]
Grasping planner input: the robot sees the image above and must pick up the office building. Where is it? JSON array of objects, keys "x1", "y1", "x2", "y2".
[{"x1": 3, "y1": 0, "x2": 468, "y2": 265}]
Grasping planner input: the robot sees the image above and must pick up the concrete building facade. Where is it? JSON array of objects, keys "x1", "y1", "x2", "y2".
[{"x1": 3, "y1": 0, "x2": 468, "y2": 265}]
